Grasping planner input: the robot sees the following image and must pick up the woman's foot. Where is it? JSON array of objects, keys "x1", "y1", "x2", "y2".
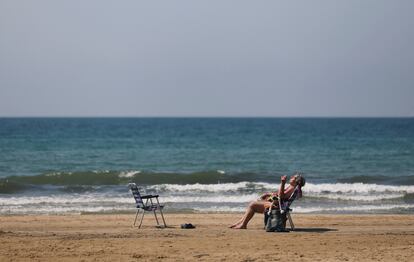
[
  {"x1": 229, "y1": 219, "x2": 243, "y2": 228},
  {"x1": 232, "y1": 224, "x2": 247, "y2": 229},
  {"x1": 229, "y1": 221, "x2": 246, "y2": 229}
]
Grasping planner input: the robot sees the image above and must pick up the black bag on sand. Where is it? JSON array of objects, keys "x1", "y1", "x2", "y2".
[{"x1": 265, "y1": 209, "x2": 288, "y2": 232}]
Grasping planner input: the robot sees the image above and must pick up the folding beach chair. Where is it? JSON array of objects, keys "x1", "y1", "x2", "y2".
[
  {"x1": 128, "y1": 183, "x2": 167, "y2": 228},
  {"x1": 264, "y1": 186, "x2": 300, "y2": 231}
]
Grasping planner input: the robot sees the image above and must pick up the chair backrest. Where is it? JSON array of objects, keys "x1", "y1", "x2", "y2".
[
  {"x1": 281, "y1": 186, "x2": 299, "y2": 211},
  {"x1": 128, "y1": 183, "x2": 144, "y2": 208}
]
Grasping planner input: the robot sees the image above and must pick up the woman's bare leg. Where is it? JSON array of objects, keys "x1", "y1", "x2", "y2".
[{"x1": 230, "y1": 200, "x2": 267, "y2": 229}]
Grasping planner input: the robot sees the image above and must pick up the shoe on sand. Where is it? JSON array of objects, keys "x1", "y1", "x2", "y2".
[{"x1": 181, "y1": 223, "x2": 195, "y2": 229}]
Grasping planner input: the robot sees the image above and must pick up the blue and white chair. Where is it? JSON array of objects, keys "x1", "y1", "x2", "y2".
[{"x1": 128, "y1": 183, "x2": 167, "y2": 228}]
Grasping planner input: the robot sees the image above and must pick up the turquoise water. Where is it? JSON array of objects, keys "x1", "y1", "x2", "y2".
[{"x1": 0, "y1": 117, "x2": 413, "y2": 214}]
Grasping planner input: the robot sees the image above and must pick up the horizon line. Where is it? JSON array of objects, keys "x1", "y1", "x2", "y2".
[{"x1": 0, "y1": 115, "x2": 413, "y2": 119}]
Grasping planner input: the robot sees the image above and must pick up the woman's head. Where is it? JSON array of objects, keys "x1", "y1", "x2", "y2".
[
  {"x1": 290, "y1": 172, "x2": 306, "y2": 188},
  {"x1": 291, "y1": 172, "x2": 305, "y2": 198}
]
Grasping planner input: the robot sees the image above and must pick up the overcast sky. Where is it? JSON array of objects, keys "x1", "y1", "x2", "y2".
[{"x1": 1, "y1": 1, "x2": 413, "y2": 117}]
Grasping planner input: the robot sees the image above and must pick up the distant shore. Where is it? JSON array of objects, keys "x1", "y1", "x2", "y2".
[{"x1": 1, "y1": 213, "x2": 413, "y2": 261}]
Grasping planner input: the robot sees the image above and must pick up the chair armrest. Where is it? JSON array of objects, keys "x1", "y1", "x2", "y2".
[{"x1": 141, "y1": 194, "x2": 159, "y2": 199}]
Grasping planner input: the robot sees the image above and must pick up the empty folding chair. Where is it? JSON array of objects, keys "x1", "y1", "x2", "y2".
[{"x1": 128, "y1": 183, "x2": 167, "y2": 228}]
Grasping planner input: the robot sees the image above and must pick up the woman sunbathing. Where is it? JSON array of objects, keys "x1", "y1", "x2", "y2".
[{"x1": 229, "y1": 173, "x2": 305, "y2": 229}]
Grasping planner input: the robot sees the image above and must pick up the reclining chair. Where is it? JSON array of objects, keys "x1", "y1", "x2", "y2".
[
  {"x1": 264, "y1": 186, "x2": 300, "y2": 231},
  {"x1": 128, "y1": 183, "x2": 167, "y2": 228}
]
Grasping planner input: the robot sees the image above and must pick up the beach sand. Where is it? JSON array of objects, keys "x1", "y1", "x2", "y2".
[{"x1": 1, "y1": 213, "x2": 413, "y2": 261}]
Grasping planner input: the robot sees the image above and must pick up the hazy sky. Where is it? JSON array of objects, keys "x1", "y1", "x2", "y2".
[{"x1": 1, "y1": 1, "x2": 413, "y2": 117}]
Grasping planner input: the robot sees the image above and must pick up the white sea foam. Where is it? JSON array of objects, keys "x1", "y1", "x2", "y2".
[
  {"x1": 301, "y1": 183, "x2": 414, "y2": 201},
  {"x1": 1, "y1": 181, "x2": 414, "y2": 215},
  {"x1": 294, "y1": 204, "x2": 414, "y2": 213},
  {"x1": 306, "y1": 193, "x2": 405, "y2": 202},
  {"x1": 0, "y1": 192, "x2": 404, "y2": 209},
  {"x1": 119, "y1": 170, "x2": 141, "y2": 178},
  {"x1": 194, "y1": 204, "x2": 414, "y2": 213},
  {"x1": 304, "y1": 183, "x2": 414, "y2": 194},
  {"x1": 0, "y1": 195, "x2": 133, "y2": 205},
  {"x1": 151, "y1": 182, "x2": 414, "y2": 194},
  {"x1": 93, "y1": 170, "x2": 110, "y2": 173},
  {"x1": 149, "y1": 182, "x2": 414, "y2": 202},
  {"x1": 45, "y1": 172, "x2": 72, "y2": 176},
  {"x1": 0, "y1": 194, "x2": 258, "y2": 206},
  {"x1": 162, "y1": 194, "x2": 258, "y2": 203},
  {"x1": 0, "y1": 205, "x2": 129, "y2": 215},
  {"x1": 2, "y1": 202, "x2": 413, "y2": 215},
  {"x1": 150, "y1": 182, "x2": 273, "y2": 192},
  {"x1": 193, "y1": 206, "x2": 245, "y2": 213},
  {"x1": 160, "y1": 192, "x2": 408, "y2": 203}
]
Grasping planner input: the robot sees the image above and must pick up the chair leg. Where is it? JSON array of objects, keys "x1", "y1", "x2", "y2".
[
  {"x1": 153, "y1": 210, "x2": 160, "y2": 225},
  {"x1": 156, "y1": 198, "x2": 167, "y2": 227},
  {"x1": 159, "y1": 209, "x2": 167, "y2": 228},
  {"x1": 287, "y1": 212, "x2": 295, "y2": 231},
  {"x1": 149, "y1": 198, "x2": 159, "y2": 226},
  {"x1": 133, "y1": 209, "x2": 140, "y2": 227},
  {"x1": 138, "y1": 210, "x2": 145, "y2": 228}
]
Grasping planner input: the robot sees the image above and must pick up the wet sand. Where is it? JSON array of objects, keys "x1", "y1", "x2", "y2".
[{"x1": 1, "y1": 213, "x2": 413, "y2": 261}]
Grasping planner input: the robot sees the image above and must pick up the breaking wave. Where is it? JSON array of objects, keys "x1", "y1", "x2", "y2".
[
  {"x1": 2, "y1": 170, "x2": 413, "y2": 194},
  {"x1": 1, "y1": 170, "x2": 414, "y2": 214},
  {"x1": 337, "y1": 175, "x2": 414, "y2": 185},
  {"x1": 0, "y1": 170, "x2": 253, "y2": 192}
]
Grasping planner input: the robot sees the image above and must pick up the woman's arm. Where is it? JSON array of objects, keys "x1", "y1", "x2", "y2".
[
  {"x1": 278, "y1": 175, "x2": 287, "y2": 199},
  {"x1": 259, "y1": 192, "x2": 271, "y2": 200},
  {"x1": 282, "y1": 186, "x2": 295, "y2": 200}
]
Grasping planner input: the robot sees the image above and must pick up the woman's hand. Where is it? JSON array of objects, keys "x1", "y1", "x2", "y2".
[{"x1": 278, "y1": 176, "x2": 287, "y2": 199}]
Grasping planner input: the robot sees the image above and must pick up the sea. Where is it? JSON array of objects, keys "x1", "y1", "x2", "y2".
[{"x1": 0, "y1": 117, "x2": 413, "y2": 215}]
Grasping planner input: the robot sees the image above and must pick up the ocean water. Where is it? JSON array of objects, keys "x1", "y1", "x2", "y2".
[{"x1": 0, "y1": 117, "x2": 413, "y2": 214}]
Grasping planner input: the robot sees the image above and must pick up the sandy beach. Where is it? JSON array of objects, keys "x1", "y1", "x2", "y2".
[{"x1": 1, "y1": 213, "x2": 413, "y2": 261}]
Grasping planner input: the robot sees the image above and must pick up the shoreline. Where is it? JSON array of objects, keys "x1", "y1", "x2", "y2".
[
  {"x1": 1, "y1": 210, "x2": 414, "y2": 215},
  {"x1": 1, "y1": 213, "x2": 413, "y2": 261}
]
